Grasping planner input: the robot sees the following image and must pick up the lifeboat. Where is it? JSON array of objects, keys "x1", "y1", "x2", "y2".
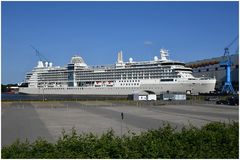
[
  {"x1": 95, "y1": 81, "x2": 102, "y2": 86},
  {"x1": 106, "y1": 81, "x2": 113, "y2": 86}
]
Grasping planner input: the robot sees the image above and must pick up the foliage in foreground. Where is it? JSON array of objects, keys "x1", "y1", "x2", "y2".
[{"x1": 1, "y1": 122, "x2": 239, "y2": 159}]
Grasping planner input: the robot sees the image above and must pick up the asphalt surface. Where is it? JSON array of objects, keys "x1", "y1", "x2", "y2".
[
  {"x1": 1, "y1": 101, "x2": 239, "y2": 146},
  {"x1": 1, "y1": 102, "x2": 54, "y2": 146}
]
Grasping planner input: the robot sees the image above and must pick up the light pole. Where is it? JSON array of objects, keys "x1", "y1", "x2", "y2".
[
  {"x1": 121, "y1": 112, "x2": 124, "y2": 137},
  {"x1": 42, "y1": 85, "x2": 45, "y2": 102},
  {"x1": 42, "y1": 87, "x2": 45, "y2": 101}
]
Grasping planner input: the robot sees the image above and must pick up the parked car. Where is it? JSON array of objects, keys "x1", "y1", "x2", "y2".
[
  {"x1": 216, "y1": 96, "x2": 239, "y2": 106},
  {"x1": 216, "y1": 99, "x2": 228, "y2": 105},
  {"x1": 228, "y1": 96, "x2": 239, "y2": 106},
  {"x1": 205, "y1": 97, "x2": 219, "y2": 101}
]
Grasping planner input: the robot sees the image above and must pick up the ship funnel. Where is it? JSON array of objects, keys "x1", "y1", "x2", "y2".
[
  {"x1": 160, "y1": 49, "x2": 169, "y2": 61},
  {"x1": 117, "y1": 51, "x2": 123, "y2": 63}
]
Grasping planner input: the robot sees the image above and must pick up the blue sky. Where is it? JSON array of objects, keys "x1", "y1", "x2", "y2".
[{"x1": 1, "y1": 1, "x2": 239, "y2": 84}]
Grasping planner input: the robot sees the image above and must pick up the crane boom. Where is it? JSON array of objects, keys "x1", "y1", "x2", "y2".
[
  {"x1": 226, "y1": 35, "x2": 239, "y2": 49},
  {"x1": 30, "y1": 45, "x2": 49, "y2": 62}
]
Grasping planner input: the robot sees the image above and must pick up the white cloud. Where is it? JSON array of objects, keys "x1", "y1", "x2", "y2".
[{"x1": 144, "y1": 41, "x2": 153, "y2": 45}]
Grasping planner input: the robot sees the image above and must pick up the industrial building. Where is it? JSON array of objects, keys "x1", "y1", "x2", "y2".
[{"x1": 186, "y1": 54, "x2": 239, "y2": 92}]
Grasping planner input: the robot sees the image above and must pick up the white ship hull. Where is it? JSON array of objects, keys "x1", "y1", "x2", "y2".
[
  {"x1": 19, "y1": 79, "x2": 216, "y2": 95},
  {"x1": 19, "y1": 49, "x2": 217, "y2": 96}
]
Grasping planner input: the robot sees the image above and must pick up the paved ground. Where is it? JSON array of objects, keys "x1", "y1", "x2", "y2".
[{"x1": 1, "y1": 101, "x2": 238, "y2": 146}]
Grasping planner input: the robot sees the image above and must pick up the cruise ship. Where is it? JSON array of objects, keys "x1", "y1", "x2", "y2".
[{"x1": 19, "y1": 49, "x2": 216, "y2": 95}]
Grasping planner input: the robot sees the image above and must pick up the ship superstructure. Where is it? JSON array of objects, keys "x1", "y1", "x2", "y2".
[{"x1": 19, "y1": 49, "x2": 216, "y2": 95}]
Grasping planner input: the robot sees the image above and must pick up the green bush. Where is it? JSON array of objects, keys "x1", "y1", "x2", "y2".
[{"x1": 1, "y1": 122, "x2": 239, "y2": 159}]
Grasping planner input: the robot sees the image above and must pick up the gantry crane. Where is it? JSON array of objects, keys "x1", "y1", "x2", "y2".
[{"x1": 220, "y1": 36, "x2": 238, "y2": 94}]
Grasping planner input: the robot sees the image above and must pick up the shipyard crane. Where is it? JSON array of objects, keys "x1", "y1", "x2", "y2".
[
  {"x1": 220, "y1": 35, "x2": 238, "y2": 94},
  {"x1": 30, "y1": 45, "x2": 49, "y2": 63}
]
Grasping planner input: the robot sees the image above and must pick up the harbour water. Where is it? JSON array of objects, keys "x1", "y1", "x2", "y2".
[
  {"x1": 1, "y1": 93, "x2": 43, "y2": 101},
  {"x1": 1, "y1": 93, "x2": 128, "y2": 101}
]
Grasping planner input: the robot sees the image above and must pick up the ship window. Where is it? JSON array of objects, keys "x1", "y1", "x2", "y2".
[
  {"x1": 161, "y1": 79, "x2": 174, "y2": 82},
  {"x1": 206, "y1": 68, "x2": 209, "y2": 71},
  {"x1": 198, "y1": 69, "x2": 201, "y2": 72},
  {"x1": 215, "y1": 67, "x2": 218, "y2": 71}
]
